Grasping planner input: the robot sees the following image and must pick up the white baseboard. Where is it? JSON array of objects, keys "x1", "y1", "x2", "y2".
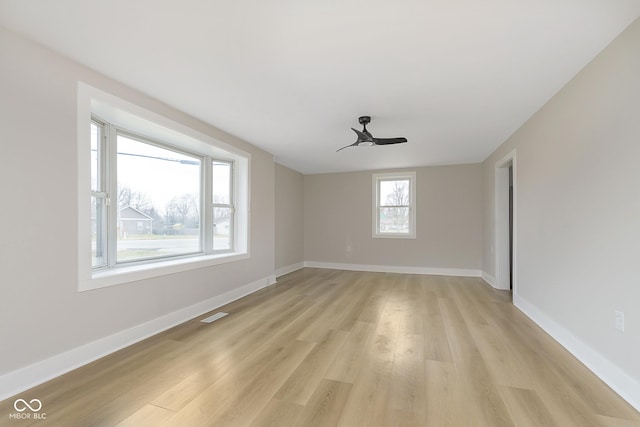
[
  {"x1": 514, "y1": 294, "x2": 640, "y2": 412},
  {"x1": 481, "y1": 271, "x2": 497, "y2": 288},
  {"x1": 304, "y1": 261, "x2": 481, "y2": 278},
  {"x1": 275, "y1": 262, "x2": 305, "y2": 278},
  {"x1": 0, "y1": 274, "x2": 277, "y2": 401}
]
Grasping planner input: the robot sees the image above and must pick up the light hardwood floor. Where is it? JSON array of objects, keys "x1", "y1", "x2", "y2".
[{"x1": 1, "y1": 269, "x2": 639, "y2": 426}]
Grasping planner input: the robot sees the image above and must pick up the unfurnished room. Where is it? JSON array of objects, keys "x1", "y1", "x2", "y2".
[{"x1": 1, "y1": 1, "x2": 639, "y2": 426}]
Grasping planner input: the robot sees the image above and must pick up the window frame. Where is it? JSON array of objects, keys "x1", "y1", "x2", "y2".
[
  {"x1": 78, "y1": 83, "x2": 250, "y2": 292},
  {"x1": 372, "y1": 171, "x2": 417, "y2": 239}
]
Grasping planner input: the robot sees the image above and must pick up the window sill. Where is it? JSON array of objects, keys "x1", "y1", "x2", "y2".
[
  {"x1": 80, "y1": 252, "x2": 249, "y2": 292},
  {"x1": 373, "y1": 233, "x2": 417, "y2": 239}
]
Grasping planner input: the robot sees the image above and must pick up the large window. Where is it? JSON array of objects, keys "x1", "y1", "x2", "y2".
[
  {"x1": 79, "y1": 83, "x2": 250, "y2": 291},
  {"x1": 373, "y1": 172, "x2": 416, "y2": 238},
  {"x1": 91, "y1": 118, "x2": 240, "y2": 270}
]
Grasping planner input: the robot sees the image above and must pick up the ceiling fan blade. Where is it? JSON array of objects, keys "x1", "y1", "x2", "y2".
[
  {"x1": 372, "y1": 137, "x2": 408, "y2": 145},
  {"x1": 336, "y1": 142, "x2": 360, "y2": 152},
  {"x1": 351, "y1": 127, "x2": 373, "y2": 143}
]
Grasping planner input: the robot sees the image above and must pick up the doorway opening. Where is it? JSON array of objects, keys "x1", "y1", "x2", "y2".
[{"x1": 495, "y1": 151, "x2": 516, "y2": 296}]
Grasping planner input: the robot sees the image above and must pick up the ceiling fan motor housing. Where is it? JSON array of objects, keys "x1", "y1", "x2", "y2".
[{"x1": 358, "y1": 116, "x2": 371, "y2": 125}]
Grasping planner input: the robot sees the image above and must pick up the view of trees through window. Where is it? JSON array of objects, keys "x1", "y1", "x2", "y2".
[
  {"x1": 379, "y1": 179, "x2": 410, "y2": 233},
  {"x1": 116, "y1": 135, "x2": 201, "y2": 262}
]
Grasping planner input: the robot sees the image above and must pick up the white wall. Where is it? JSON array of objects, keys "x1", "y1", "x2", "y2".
[
  {"x1": 482, "y1": 17, "x2": 640, "y2": 406},
  {"x1": 275, "y1": 163, "x2": 304, "y2": 274},
  {"x1": 304, "y1": 164, "x2": 483, "y2": 273},
  {"x1": 0, "y1": 26, "x2": 275, "y2": 392}
]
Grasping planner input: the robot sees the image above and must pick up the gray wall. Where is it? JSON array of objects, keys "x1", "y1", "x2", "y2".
[
  {"x1": 0, "y1": 27, "x2": 275, "y2": 375},
  {"x1": 275, "y1": 163, "x2": 304, "y2": 272},
  {"x1": 483, "y1": 18, "x2": 640, "y2": 386},
  {"x1": 304, "y1": 164, "x2": 483, "y2": 270}
]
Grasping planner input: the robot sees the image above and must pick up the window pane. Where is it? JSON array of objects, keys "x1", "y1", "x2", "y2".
[
  {"x1": 213, "y1": 207, "x2": 232, "y2": 250},
  {"x1": 91, "y1": 122, "x2": 100, "y2": 192},
  {"x1": 92, "y1": 195, "x2": 107, "y2": 267},
  {"x1": 379, "y1": 207, "x2": 409, "y2": 233},
  {"x1": 116, "y1": 134, "x2": 201, "y2": 262},
  {"x1": 380, "y1": 180, "x2": 409, "y2": 207},
  {"x1": 212, "y1": 161, "x2": 231, "y2": 204}
]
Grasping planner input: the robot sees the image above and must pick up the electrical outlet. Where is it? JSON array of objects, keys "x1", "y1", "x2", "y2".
[{"x1": 615, "y1": 310, "x2": 625, "y2": 332}]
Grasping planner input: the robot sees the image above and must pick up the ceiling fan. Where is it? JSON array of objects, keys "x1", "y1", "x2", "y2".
[{"x1": 336, "y1": 116, "x2": 408, "y2": 152}]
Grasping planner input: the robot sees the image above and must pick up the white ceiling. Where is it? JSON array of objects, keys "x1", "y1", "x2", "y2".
[{"x1": 1, "y1": 1, "x2": 639, "y2": 174}]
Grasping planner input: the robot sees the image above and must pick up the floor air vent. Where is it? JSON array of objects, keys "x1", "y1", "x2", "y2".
[{"x1": 200, "y1": 312, "x2": 229, "y2": 323}]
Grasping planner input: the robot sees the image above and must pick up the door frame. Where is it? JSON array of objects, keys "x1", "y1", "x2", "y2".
[{"x1": 495, "y1": 150, "x2": 517, "y2": 294}]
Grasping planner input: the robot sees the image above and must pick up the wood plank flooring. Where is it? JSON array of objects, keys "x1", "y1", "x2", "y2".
[{"x1": 1, "y1": 269, "x2": 638, "y2": 426}]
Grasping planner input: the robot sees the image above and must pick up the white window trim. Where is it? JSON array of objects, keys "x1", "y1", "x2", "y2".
[
  {"x1": 77, "y1": 82, "x2": 251, "y2": 291},
  {"x1": 372, "y1": 171, "x2": 416, "y2": 239}
]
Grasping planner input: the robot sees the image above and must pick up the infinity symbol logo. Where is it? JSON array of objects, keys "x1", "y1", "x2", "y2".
[{"x1": 13, "y1": 399, "x2": 42, "y2": 412}]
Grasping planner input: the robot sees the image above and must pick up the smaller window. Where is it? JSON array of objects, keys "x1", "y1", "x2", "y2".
[{"x1": 373, "y1": 172, "x2": 416, "y2": 238}]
